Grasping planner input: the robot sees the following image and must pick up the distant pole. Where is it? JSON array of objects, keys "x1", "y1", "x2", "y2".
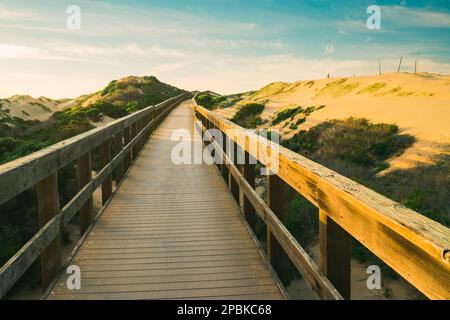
[
  {"x1": 378, "y1": 60, "x2": 382, "y2": 75},
  {"x1": 397, "y1": 57, "x2": 403, "y2": 73},
  {"x1": 414, "y1": 59, "x2": 417, "y2": 74}
]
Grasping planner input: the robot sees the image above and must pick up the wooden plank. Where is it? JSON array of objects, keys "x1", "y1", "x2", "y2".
[
  {"x1": 100, "y1": 139, "x2": 113, "y2": 205},
  {"x1": 241, "y1": 146, "x2": 256, "y2": 231},
  {"x1": 194, "y1": 100, "x2": 450, "y2": 300},
  {"x1": 228, "y1": 139, "x2": 240, "y2": 202},
  {"x1": 112, "y1": 132, "x2": 124, "y2": 184},
  {"x1": 36, "y1": 174, "x2": 62, "y2": 291},
  {"x1": 0, "y1": 214, "x2": 60, "y2": 298},
  {"x1": 123, "y1": 126, "x2": 131, "y2": 171},
  {"x1": 49, "y1": 285, "x2": 282, "y2": 300},
  {"x1": 131, "y1": 122, "x2": 138, "y2": 160},
  {"x1": 319, "y1": 210, "x2": 351, "y2": 299},
  {"x1": 265, "y1": 174, "x2": 288, "y2": 280},
  {"x1": 54, "y1": 269, "x2": 272, "y2": 287},
  {"x1": 77, "y1": 152, "x2": 93, "y2": 234}
]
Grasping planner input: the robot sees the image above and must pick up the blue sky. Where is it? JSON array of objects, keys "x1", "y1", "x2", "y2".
[{"x1": 0, "y1": 0, "x2": 449, "y2": 98}]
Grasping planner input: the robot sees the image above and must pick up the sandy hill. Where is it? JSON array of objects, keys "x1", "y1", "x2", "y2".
[
  {"x1": 0, "y1": 95, "x2": 72, "y2": 121},
  {"x1": 79, "y1": 75, "x2": 184, "y2": 109},
  {"x1": 0, "y1": 75, "x2": 185, "y2": 123},
  {"x1": 215, "y1": 72, "x2": 450, "y2": 170}
]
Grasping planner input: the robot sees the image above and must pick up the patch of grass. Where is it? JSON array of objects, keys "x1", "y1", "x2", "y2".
[
  {"x1": 272, "y1": 105, "x2": 324, "y2": 126},
  {"x1": 304, "y1": 81, "x2": 315, "y2": 88},
  {"x1": 231, "y1": 103, "x2": 265, "y2": 128},
  {"x1": 272, "y1": 106, "x2": 303, "y2": 125},
  {"x1": 333, "y1": 83, "x2": 359, "y2": 97},
  {"x1": 289, "y1": 117, "x2": 306, "y2": 130},
  {"x1": 357, "y1": 82, "x2": 387, "y2": 95},
  {"x1": 195, "y1": 94, "x2": 227, "y2": 110},
  {"x1": 316, "y1": 78, "x2": 348, "y2": 96}
]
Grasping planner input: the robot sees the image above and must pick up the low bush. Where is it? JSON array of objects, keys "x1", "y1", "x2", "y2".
[{"x1": 231, "y1": 103, "x2": 265, "y2": 128}]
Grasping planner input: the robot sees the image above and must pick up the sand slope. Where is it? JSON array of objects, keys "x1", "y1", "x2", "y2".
[
  {"x1": 0, "y1": 95, "x2": 78, "y2": 121},
  {"x1": 216, "y1": 72, "x2": 450, "y2": 170}
]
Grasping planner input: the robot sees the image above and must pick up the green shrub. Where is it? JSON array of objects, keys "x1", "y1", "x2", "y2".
[
  {"x1": 283, "y1": 117, "x2": 414, "y2": 167},
  {"x1": 231, "y1": 103, "x2": 265, "y2": 128},
  {"x1": 272, "y1": 106, "x2": 303, "y2": 125},
  {"x1": 195, "y1": 94, "x2": 228, "y2": 110}
]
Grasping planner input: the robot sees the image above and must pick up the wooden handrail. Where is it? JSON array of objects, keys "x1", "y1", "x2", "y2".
[
  {"x1": 192, "y1": 96, "x2": 450, "y2": 300},
  {"x1": 0, "y1": 92, "x2": 193, "y2": 298}
]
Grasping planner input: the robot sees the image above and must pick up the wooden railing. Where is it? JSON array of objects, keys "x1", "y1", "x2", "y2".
[
  {"x1": 193, "y1": 96, "x2": 450, "y2": 300},
  {"x1": 0, "y1": 92, "x2": 193, "y2": 298}
]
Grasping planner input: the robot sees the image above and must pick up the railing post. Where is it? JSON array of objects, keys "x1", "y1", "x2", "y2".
[
  {"x1": 123, "y1": 126, "x2": 131, "y2": 171},
  {"x1": 113, "y1": 131, "x2": 124, "y2": 184},
  {"x1": 228, "y1": 139, "x2": 240, "y2": 202},
  {"x1": 36, "y1": 173, "x2": 62, "y2": 291},
  {"x1": 131, "y1": 122, "x2": 138, "y2": 160},
  {"x1": 241, "y1": 143, "x2": 256, "y2": 232},
  {"x1": 221, "y1": 131, "x2": 228, "y2": 182},
  {"x1": 100, "y1": 138, "x2": 112, "y2": 205},
  {"x1": 319, "y1": 210, "x2": 351, "y2": 299},
  {"x1": 77, "y1": 152, "x2": 93, "y2": 234},
  {"x1": 266, "y1": 173, "x2": 287, "y2": 279}
]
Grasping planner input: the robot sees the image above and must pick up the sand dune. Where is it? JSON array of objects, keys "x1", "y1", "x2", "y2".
[
  {"x1": 215, "y1": 72, "x2": 450, "y2": 170},
  {"x1": 0, "y1": 95, "x2": 77, "y2": 121}
]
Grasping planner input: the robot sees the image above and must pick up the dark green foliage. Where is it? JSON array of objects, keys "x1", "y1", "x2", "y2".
[
  {"x1": 231, "y1": 103, "x2": 265, "y2": 128},
  {"x1": 272, "y1": 105, "x2": 324, "y2": 125},
  {"x1": 272, "y1": 106, "x2": 303, "y2": 125},
  {"x1": 0, "y1": 137, "x2": 50, "y2": 164},
  {"x1": 289, "y1": 117, "x2": 305, "y2": 130},
  {"x1": 195, "y1": 94, "x2": 227, "y2": 110},
  {"x1": 283, "y1": 118, "x2": 414, "y2": 168}
]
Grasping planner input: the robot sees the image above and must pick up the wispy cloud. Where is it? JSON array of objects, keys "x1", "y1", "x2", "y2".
[
  {"x1": 382, "y1": 5, "x2": 450, "y2": 28},
  {"x1": 0, "y1": 5, "x2": 37, "y2": 20}
]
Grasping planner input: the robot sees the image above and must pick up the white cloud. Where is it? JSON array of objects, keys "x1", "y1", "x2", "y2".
[
  {"x1": 0, "y1": 6, "x2": 37, "y2": 20},
  {"x1": 382, "y1": 5, "x2": 450, "y2": 28}
]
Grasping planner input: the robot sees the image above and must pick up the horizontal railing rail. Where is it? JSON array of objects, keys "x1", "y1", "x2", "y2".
[
  {"x1": 192, "y1": 95, "x2": 450, "y2": 300},
  {"x1": 0, "y1": 92, "x2": 193, "y2": 298}
]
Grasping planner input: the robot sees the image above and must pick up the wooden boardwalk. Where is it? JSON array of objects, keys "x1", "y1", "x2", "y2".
[{"x1": 46, "y1": 100, "x2": 285, "y2": 300}]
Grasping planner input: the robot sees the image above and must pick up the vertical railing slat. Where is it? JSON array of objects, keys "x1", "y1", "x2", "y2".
[
  {"x1": 319, "y1": 210, "x2": 351, "y2": 299},
  {"x1": 100, "y1": 139, "x2": 112, "y2": 205},
  {"x1": 266, "y1": 173, "x2": 287, "y2": 279},
  {"x1": 77, "y1": 152, "x2": 93, "y2": 234},
  {"x1": 36, "y1": 173, "x2": 62, "y2": 291}
]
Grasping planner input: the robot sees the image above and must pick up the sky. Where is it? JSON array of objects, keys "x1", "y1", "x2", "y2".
[{"x1": 0, "y1": 0, "x2": 449, "y2": 98}]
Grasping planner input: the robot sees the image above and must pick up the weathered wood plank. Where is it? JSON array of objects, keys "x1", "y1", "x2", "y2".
[
  {"x1": 77, "y1": 152, "x2": 94, "y2": 234},
  {"x1": 100, "y1": 139, "x2": 113, "y2": 205},
  {"x1": 319, "y1": 210, "x2": 351, "y2": 299},
  {"x1": 36, "y1": 173, "x2": 62, "y2": 292},
  {"x1": 0, "y1": 215, "x2": 60, "y2": 299}
]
